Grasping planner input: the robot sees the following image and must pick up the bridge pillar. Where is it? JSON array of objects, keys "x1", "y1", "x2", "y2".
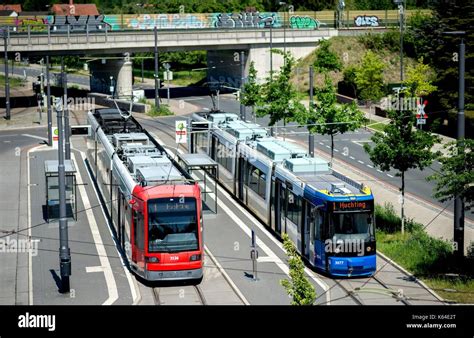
[{"x1": 89, "y1": 58, "x2": 133, "y2": 99}]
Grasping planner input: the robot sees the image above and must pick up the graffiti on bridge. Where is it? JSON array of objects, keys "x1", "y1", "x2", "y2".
[
  {"x1": 354, "y1": 15, "x2": 379, "y2": 27},
  {"x1": 212, "y1": 12, "x2": 280, "y2": 28},
  {"x1": 126, "y1": 14, "x2": 207, "y2": 29},
  {"x1": 48, "y1": 15, "x2": 111, "y2": 31},
  {"x1": 289, "y1": 15, "x2": 320, "y2": 29}
]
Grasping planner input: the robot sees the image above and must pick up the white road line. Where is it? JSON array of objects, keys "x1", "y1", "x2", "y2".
[
  {"x1": 152, "y1": 132, "x2": 330, "y2": 304},
  {"x1": 319, "y1": 142, "x2": 324, "y2": 145},
  {"x1": 334, "y1": 149, "x2": 339, "y2": 152},
  {"x1": 387, "y1": 173, "x2": 394, "y2": 178},
  {"x1": 349, "y1": 156, "x2": 355, "y2": 160},
  {"x1": 76, "y1": 148, "x2": 140, "y2": 305},
  {"x1": 22, "y1": 134, "x2": 48, "y2": 142},
  {"x1": 27, "y1": 146, "x2": 40, "y2": 305},
  {"x1": 377, "y1": 169, "x2": 383, "y2": 173},
  {"x1": 437, "y1": 162, "x2": 442, "y2": 166},
  {"x1": 358, "y1": 160, "x2": 364, "y2": 164},
  {"x1": 367, "y1": 164, "x2": 374, "y2": 169},
  {"x1": 204, "y1": 246, "x2": 249, "y2": 305},
  {"x1": 71, "y1": 152, "x2": 118, "y2": 306},
  {"x1": 325, "y1": 145, "x2": 330, "y2": 149}
]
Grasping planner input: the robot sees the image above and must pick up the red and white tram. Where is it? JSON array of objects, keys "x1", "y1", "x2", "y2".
[{"x1": 87, "y1": 108, "x2": 203, "y2": 282}]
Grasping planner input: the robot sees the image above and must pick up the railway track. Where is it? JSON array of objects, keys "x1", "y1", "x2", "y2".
[{"x1": 152, "y1": 285, "x2": 207, "y2": 306}]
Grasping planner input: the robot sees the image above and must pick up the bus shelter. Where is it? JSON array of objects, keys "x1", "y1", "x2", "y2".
[
  {"x1": 44, "y1": 160, "x2": 77, "y2": 222},
  {"x1": 177, "y1": 153, "x2": 218, "y2": 213}
]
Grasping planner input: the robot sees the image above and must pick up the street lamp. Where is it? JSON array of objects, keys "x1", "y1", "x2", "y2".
[
  {"x1": 2, "y1": 27, "x2": 10, "y2": 120},
  {"x1": 393, "y1": 0, "x2": 404, "y2": 82},
  {"x1": 109, "y1": 76, "x2": 115, "y2": 98},
  {"x1": 443, "y1": 30, "x2": 466, "y2": 258},
  {"x1": 279, "y1": 2, "x2": 288, "y2": 61}
]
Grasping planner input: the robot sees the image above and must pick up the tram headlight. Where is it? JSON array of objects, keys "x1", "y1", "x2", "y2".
[
  {"x1": 190, "y1": 254, "x2": 201, "y2": 261},
  {"x1": 366, "y1": 246, "x2": 371, "y2": 252},
  {"x1": 146, "y1": 256, "x2": 160, "y2": 263}
]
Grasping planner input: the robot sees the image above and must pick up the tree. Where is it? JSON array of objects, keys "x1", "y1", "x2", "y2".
[
  {"x1": 364, "y1": 108, "x2": 440, "y2": 233},
  {"x1": 402, "y1": 58, "x2": 438, "y2": 99},
  {"x1": 298, "y1": 75, "x2": 365, "y2": 164},
  {"x1": 428, "y1": 139, "x2": 474, "y2": 211},
  {"x1": 355, "y1": 51, "x2": 385, "y2": 125},
  {"x1": 313, "y1": 39, "x2": 342, "y2": 74},
  {"x1": 256, "y1": 50, "x2": 306, "y2": 127},
  {"x1": 240, "y1": 61, "x2": 261, "y2": 122},
  {"x1": 280, "y1": 234, "x2": 316, "y2": 305}
]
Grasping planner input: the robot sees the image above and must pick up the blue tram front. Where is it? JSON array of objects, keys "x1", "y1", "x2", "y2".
[{"x1": 189, "y1": 111, "x2": 376, "y2": 277}]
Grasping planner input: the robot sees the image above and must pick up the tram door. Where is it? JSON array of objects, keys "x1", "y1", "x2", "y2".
[
  {"x1": 131, "y1": 199, "x2": 146, "y2": 270},
  {"x1": 274, "y1": 180, "x2": 282, "y2": 235},
  {"x1": 313, "y1": 209, "x2": 326, "y2": 270}
]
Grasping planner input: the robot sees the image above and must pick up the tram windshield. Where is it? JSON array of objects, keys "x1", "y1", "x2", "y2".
[
  {"x1": 147, "y1": 197, "x2": 199, "y2": 253},
  {"x1": 330, "y1": 212, "x2": 375, "y2": 241}
]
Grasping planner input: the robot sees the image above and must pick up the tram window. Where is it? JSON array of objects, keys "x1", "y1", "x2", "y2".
[
  {"x1": 136, "y1": 212, "x2": 145, "y2": 251},
  {"x1": 286, "y1": 191, "x2": 301, "y2": 226},
  {"x1": 247, "y1": 165, "x2": 266, "y2": 199},
  {"x1": 316, "y1": 211, "x2": 324, "y2": 240}
]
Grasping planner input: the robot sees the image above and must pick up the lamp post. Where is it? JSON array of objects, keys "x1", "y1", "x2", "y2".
[
  {"x1": 443, "y1": 30, "x2": 466, "y2": 258},
  {"x1": 154, "y1": 26, "x2": 160, "y2": 109},
  {"x1": 3, "y1": 27, "x2": 10, "y2": 120},
  {"x1": 279, "y1": 2, "x2": 288, "y2": 62},
  {"x1": 393, "y1": 0, "x2": 404, "y2": 82}
]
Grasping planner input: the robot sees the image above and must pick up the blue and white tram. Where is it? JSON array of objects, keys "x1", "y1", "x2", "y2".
[{"x1": 189, "y1": 111, "x2": 376, "y2": 277}]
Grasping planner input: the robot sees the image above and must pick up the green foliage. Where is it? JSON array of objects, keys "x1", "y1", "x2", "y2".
[
  {"x1": 240, "y1": 61, "x2": 261, "y2": 108},
  {"x1": 357, "y1": 30, "x2": 400, "y2": 53},
  {"x1": 406, "y1": 0, "x2": 474, "y2": 113},
  {"x1": 375, "y1": 202, "x2": 422, "y2": 233},
  {"x1": 364, "y1": 109, "x2": 440, "y2": 174},
  {"x1": 299, "y1": 75, "x2": 365, "y2": 162},
  {"x1": 147, "y1": 104, "x2": 173, "y2": 116},
  {"x1": 280, "y1": 234, "x2": 316, "y2": 306},
  {"x1": 402, "y1": 58, "x2": 437, "y2": 98},
  {"x1": 313, "y1": 39, "x2": 342, "y2": 74},
  {"x1": 355, "y1": 51, "x2": 385, "y2": 104},
  {"x1": 256, "y1": 50, "x2": 306, "y2": 126},
  {"x1": 428, "y1": 139, "x2": 474, "y2": 210},
  {"x1": 51, "y1": 56, "x2": 83, "y2": 70}
]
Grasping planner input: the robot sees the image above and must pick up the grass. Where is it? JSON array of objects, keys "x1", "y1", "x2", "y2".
[
  {"x1": 375, "y1": 203, "x2": 474, "y2": 303},
  {"x1": 367, "y1": 119, "x2": 387, "y2": 132},
  {"x1": 133, "y1": 69, "x2": 206, "y2": 87},
  {"x1": 147, "y1": 104, "x2": 173, "y2": 117},
  {"x1": 0, "y1": 75, "x2": 26, "y2": 88}
]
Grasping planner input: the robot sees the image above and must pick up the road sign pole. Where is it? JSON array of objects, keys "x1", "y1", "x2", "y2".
[
  {"x1": 250, "y1": 230, "x2": 258, "y2": 281},
  {"x1": 56, "y1": 98, "x2": 71, "y2": 293},
  {"x1": 240, "y1": 51, "x2": 245, "y2": 121}
]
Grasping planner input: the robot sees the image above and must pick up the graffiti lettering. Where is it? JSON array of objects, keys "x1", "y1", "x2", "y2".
[
  {"x1": 213, "y1": 12, "x2": 277, "y2": 28},
  {"x1": 126, "y1": 14, "x2": 206, "y2": 29},
  {"x1": 354, "y1": 15, "x2": 379, "y2": 27},
  {"x1": 49, "y1": 15, "x2": 110, "y2": 32},
  {"x1": 289, "y1": 16, "x2": 320, "y2": 29}
]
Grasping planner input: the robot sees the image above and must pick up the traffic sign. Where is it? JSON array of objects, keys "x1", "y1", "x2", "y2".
[
  {"x1": 52, "y1": 126, "x2": 59, "y2": 149},
  {"x1": 416, "y1": 99, "x2": 428, "y2": 126},
  {"x1": 175, "y1": 120, "x2": 187, "y2": 144}
]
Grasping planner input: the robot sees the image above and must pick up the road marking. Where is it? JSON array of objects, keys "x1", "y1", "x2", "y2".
[
  {"x1": 22, "y1": 134, "x2": 48, "y2": 142},
  {"x1": 437, "y1": 161, "x2": 443, "y2": 166},
  {"x1": 77, "y1": 147, "x2": 140, "y2": 305},
  {"x1": 377, "y1": 169, "x2": 383, "y2": 173},
  {"x1": 3, "y1": 140, "x2": 11, "y2": 143},
  {"x1": 325, "y1": 145, "x2": 330, "y2": 149},
  {"x1": 351, "y1": 140, "x2": 371, "y2": 147},
  {"x1": 367, "y1": 164, "x2": 374, "y2": 169},
  {"x1": 152, "y1": 132, "x2": 330, "y2": 305},
  {"x1": 184, "y1": 97, "x2": 204, "y2": 101},
  {"x1": 319, "y1": 142, "x2": 324, "y2": 145},
  {"x1": 334, "y1": 149, "x2": 339, "y2": 152},
  {"x1": 204, "y1": 246, "x2": 249, "y2": 305},
  {"x1": 387, "y1": 173, "x2": 394, "y2": 178},
  {"x1": 349, "y1": 156, "x2": 355, "y2": 160},
  {"x1": 71, "y1": 152, "x2": 118, "y2": 306},
  {"x1": 358, "y1": 160, "x2": 364, "y2": 164},
  {"x1": 86, "y1": 266, "x2": 105, "y2": 273}
]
